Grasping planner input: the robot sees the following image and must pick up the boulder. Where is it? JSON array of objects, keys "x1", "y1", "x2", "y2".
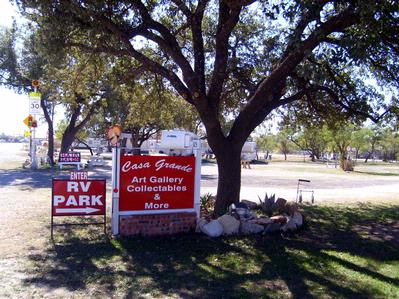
[
  {"x1": 248, "y1": 217, "x2": 273, "y2": 225},
  {"x1": 201, "y1": 220, "x2": 224, "y2": 237},
  {"x1": 240, "y1": 199, "x2": 258, "y2": 210},
  {"x1": 240, "y1": 222, "x2": 264, "y2": 235},
  {"x1": 270, "y1": 215, "x2": 287, "y2": 224},
  {"x1": 274, "y1": 197, "x2": 287, "y2": 211},
  {"x1": 292, "y1": 211, "x2": 303, "y2": 227},
  {"x1": 264, "y1": 222, "x2": 281, "y2": 233},
  {"x1": 235, "y1": 202, "x2": 249, "y2": 209},
  {"x1": 217, "y1": 214, "x2": 240, "y2": 235},
  {"x1": 231, "y1": 207, "x2": 255, "y2": 221},
  {"x1": 196, "y1": 218, "x2": 208, "y2": 233},
  {"x1": 281, "y1": 216, "x2": 297, "y2": 232},
  {"x1": 281, "y1": 212, "x2": 303, "y2": 232},
  {"x1": 282, "y1": 201, "x2": 299, "y2": 216}
]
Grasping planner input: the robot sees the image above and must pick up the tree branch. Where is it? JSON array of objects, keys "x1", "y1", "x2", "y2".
[
  {"x1": 208, "y1": 3, "x2": 242, "y2": 104},
  {"x1": 230, "y1": 6, "x2": 361, "y2": 142},
  {"x1": 131, "y1": 0, "x2": 199, "y2": 92}
]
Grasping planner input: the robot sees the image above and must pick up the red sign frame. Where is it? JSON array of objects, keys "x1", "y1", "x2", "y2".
[
  {"x1": 52, "y1": 178, "x2": 106, "y2": 216},
  {"x1": 119, "y1": 155, "x2": 196, "y2": 212}
]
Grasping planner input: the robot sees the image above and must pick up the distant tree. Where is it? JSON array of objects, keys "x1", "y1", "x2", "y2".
[
  {"x1": 289, "y1": 125, "x2": 328, "y2": 162},
  {"x1": 102, "y1": 62, "x2": 200, "y2": 152},
  {"x1": 0, "y1": 25, "x2": 57, "y2": 164},
  {"x1": 350, "y1": 126, "x2": 381, "y2": 162},
  {"x1": 380, "y1": 128, "x2": 399, "y2": 162},
  {"x1": 323, "y1": 122, "x2": 356, "y2": 170},
  {"x1": 45, "y1": 49, "x2": 109, "y2": 152},
  {"x1": 276, "y1": 129, "x2": 296, "y2": 161},
  {"x1": 256, "y1": 134, "x2": 276, "y2": 160}
]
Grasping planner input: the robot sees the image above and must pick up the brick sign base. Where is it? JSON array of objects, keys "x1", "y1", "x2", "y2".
[{"x1": 119, "y1": 212, "x2": 197, "y2": 236}]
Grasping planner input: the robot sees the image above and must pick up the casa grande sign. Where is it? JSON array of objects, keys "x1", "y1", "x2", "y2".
[{"x1": 119, "y1": 156, "x2": 196, "y2": 212}]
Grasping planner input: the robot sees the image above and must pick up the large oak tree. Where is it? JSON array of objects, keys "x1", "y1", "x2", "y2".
[{"x1": 17, "y1": 0, "x2": 399, "y2": 213}]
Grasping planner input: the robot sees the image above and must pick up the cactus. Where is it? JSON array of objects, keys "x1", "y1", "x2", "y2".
[{"x1": 258, "y1": 193, "x2": 277, "y2": 216}]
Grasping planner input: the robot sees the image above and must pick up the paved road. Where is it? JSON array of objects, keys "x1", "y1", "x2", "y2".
[{"x1": 0, "y1": 143, "x2": 24, "y2": 162}]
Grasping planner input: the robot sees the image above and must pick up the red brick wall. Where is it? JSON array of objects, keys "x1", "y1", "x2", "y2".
[{"x1": 119, "y1": 212, "x2": 197, "y2": 236}]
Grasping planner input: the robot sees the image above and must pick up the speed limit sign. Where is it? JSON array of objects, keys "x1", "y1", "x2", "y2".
[{"x1": 29, "y1": 92, "x2": 42, "y2": 115}]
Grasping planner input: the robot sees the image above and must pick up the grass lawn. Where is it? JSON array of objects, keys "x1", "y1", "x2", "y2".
[
  {"x1": 14, "y1": 203, "x2": 398, "y2": 299},
  {"x1": 0, "y1": 146, "x2": 398, "y2": 298}
]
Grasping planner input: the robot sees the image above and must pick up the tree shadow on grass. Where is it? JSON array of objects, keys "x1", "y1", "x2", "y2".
[
  {"x1": 0, "y1": 169, "x2": 57, "y2": 189},
  {"x1": 0, "y1": 167, "x2": 112, "y2": 190},
  {"x1": 23, "y1": 204, "x2": 399, "y2": 298}
]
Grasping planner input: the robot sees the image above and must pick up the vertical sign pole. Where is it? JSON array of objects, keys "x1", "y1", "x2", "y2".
[
  {"x1": 111, "y1": 146, "x2": 120, "y2": 236},
  {"x1": 194, "y1": 146, "x2": 202, "y2": 219},
  {"x1": 32, "y1": 127, "x2": 38, "y2": 169},
  {"x1": 103, "y1": 181, "x2": 107, "y2": 235},
  {"x1": 51, "y1": 178, "x2": 54, "y2": 240}
]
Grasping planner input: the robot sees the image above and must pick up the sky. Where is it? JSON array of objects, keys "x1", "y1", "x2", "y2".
[{"x1": 0, "y1": 0, "x2": 50, "y2": 137}]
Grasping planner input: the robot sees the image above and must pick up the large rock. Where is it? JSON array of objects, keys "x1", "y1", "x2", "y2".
[
  {"x1": 292, "y1": 211, "x2": 303, "y2": 227},
  {"x1": 248, "y1": 217, "x2": 273, "y2": 225},
  {"x1": 282, "y1": 201, "x2": 299, "y2": 216},
  {"x1": 240, "y1": 199, "x2": 258, "y2": 210},
  {"x1": 196, "y1": 218, "x2": 208, "y2": 233},
  {"x1": 264, "y1": 222, "x2": 281, "y2": 233},
  {"x1": 281, "y1": 212, "x2": 303, "y2": 232},
  {"x1": 274, "y1": 197, "x2": 287, "y2": 211},
  {"x1": 240, "y1": 222, "x2": 264, "y2": 235},
  {"x1": 217, "y1": 214, "x2": 240, "y2": 235},
  {"x1": 201, "y1": 220, "x2": 224, "y2": 237},
  {"x1": 270, "y1": 215, "x2": 287, "y2": 224},
  {"x1": 281, "y1": 216, "x2": 297, "y2": 232}
]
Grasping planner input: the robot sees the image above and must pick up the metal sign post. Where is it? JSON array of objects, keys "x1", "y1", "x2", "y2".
[
  {"x1": 28, "y1": 89, "x2": 42, "y2": 170},
  {"x1": 31, "y1": 126, "x2": 38, "y2": 169},
  {"x1": 193, "y1": 140, "x2": 202, "y2": 218},
  {"x1": 111, "y1": 146, "x2": 121, "y2": 236}
]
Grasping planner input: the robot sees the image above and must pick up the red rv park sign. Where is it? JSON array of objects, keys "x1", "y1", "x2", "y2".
[
  {"x1": 52, "y1": 178, "x2": 106, "y2": 216},
  {"x1": 119, "y1": 155, "x2": 196, "y2": 212}
]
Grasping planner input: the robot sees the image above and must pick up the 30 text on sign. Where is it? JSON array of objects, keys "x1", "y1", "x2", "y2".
[
  {"x1": 119, "y1": 155, "x2": 195, "y2": 212},
  {"x1": 28, "y1": 92, "x2": 42, "y2": 115}
]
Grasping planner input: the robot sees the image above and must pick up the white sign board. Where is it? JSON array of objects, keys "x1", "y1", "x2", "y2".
[{"x1": 29, "y1": 92, "x2": 42, "y2": 115}]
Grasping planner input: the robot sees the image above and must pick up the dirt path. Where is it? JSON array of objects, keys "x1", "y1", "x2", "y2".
[{"x1": 200, "y1": 162, "x2": 399, "y2": 203}]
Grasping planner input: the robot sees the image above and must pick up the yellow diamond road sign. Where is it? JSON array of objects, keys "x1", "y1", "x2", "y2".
[{"x1": 23, "y1": 116, "x2": 31, "y2": 128}]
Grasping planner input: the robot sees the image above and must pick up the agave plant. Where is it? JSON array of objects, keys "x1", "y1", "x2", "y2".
[
  {"x1": 258, "y1": 193, "x2": 277, "y2": 217},
  {"x1": 200, "y1": 193, "x2": 215, "y2": 218}
]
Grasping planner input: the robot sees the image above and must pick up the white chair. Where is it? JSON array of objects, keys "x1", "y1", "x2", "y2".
[{"x1": 296, "y1": 179, "x2": 314, "y2": 203}]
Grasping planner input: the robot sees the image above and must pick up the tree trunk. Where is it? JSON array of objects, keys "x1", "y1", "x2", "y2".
[
  {"x1": 130, "y1": 128, "x2": 141, "y2": 155},
  {"x1": 213, "y1": 145, "x2": 242, "y2": 215},
  {"x1": 60, "y1": 129, "x2": 77, "y2": 153},
  {"x1": 47, "y1": 122, "x2": 55, "y2": 165},
  {"x1": 40, "y1": 95, "x2": 55, "y2": 165}
]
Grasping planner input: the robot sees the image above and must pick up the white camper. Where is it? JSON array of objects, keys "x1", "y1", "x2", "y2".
[
  {"x1": 120, "y1": 133, "x2": 155, "y2": 154},
  {"x1": 241, "y1": 141, "x2": 257, "y2": 161},
  {"x1": 157, "y1": 129, "x2": 201, "y2": 156}
]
